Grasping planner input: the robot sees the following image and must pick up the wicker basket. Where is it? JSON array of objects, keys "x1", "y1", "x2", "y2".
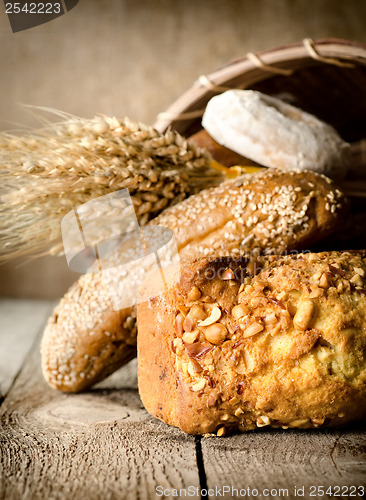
[
  {"x1": 154, "y1": 38, "x2": 366, "y2": 248},
  {"x1": 154, "y1": 38, "x2": 366, "y2": 194}
]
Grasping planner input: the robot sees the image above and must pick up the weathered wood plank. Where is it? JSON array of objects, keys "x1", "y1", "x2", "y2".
[
  {"x1": 2, "y1": 301, "x2": 365, "y2": 499},
  {"x1": 0, "y1": 299, "x2": 54, "y2": 399},
  {"x1": 0, "y1": 340, "x2": 200, "y2": 500},
  {"x1": 201, "y1": 428, "x2": 366, "y2": 500}
]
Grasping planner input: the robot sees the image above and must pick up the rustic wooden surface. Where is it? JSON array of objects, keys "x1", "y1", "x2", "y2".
[
  {"x1": 0, "y1": 300, "x2": 200, "y2": 500},
  {"x1": 202, "y1": 427, "x2": 366, "y2": 499},
  {"x1": 1, "y1": 300, "x2": 365, "y2": 500}
]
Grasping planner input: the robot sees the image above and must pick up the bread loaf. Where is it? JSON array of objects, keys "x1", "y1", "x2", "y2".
[
  {"x1": 151, "y1": 168, "x2": 347, "y2": 261},
  {"x1": 137, "y1": 251, "x2": 366, "y2": 435},
  {"x1": 41, "y1": 169, "x2": 347, "y2": 392}
]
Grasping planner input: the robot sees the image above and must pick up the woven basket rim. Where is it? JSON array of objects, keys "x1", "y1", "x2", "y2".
[
  {"x1": 217, "y1": 37, "x2": 366, "y2": 71},
  {"x1": 154, "y1": 37, "x2": 366, "y2": 134}
]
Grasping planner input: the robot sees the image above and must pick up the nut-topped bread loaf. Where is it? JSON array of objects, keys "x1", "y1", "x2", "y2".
[
  {"x1": 41, "y1": 169, "x2": 347, "y2": 392},
  {"x1": 137, "y1": 251, "x2": 366, "y2": 435}
]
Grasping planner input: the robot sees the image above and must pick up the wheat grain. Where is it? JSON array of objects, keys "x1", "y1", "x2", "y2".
[{"x1": 0, "y1": 111, "x2": 223, "y2": 260}]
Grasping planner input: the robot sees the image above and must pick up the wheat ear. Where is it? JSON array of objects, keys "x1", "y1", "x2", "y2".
[{"x1": 0, "y1": 111, "x2": 223, "y2": 260}]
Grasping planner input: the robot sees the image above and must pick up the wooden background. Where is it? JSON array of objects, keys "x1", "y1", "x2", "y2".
[{"x1": 1, "y1": 0, "x2": 366, "y2": 298}]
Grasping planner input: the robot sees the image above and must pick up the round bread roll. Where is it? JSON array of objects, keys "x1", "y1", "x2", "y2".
[{"x1": 202, "y1": 90, "x2": 350, "y2": 179}]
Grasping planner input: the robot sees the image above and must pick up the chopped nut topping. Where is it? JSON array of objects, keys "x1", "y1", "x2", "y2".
[
  {"x1": 188, "y1": 359, "x2": 202, "y2": 376},
  {"x1": 177, "y1": 304, "x2": 189, "y2": 317},
  {"x1": 246, "y1": 260, "x2": 258, "y2": 276},
  {"x1": 187, "y1": 286, "x2": 202, "y2": 301},
  {"x1": 175, "y1": 314, "x2": 184, "y2": 336},
  {"x1": 183, "y1": 316, "x2": 194, "y2": 332},
  {"x1": 182, "y1": 329, "x2": 200, "y2": 344},
  {"x1": 242, "y1": 322, "x2": 264, "y2": 338},
  {"x1": 354, "y1": 267, "x2": 365, "y2": 277},
  {"x1": 192, "y1": 379, "x2": 206, "y2": 392},
  {"x1": 184, "y1": 342, "x2": 212, "y2": 359},
  {"x1": 216, "y1": 426, "x2": 226, "y2": 437},
  {"x1": 254, "y1": 281, "x2": 265, "y2": 292},
  {"x1": 289, "y1": 419, "x2": 309, "y2": 428},
  {"x1": 202, "y1": 296, "x2": 214, "y2": 303},
  {"x1": 277, "y1": 291, "x2": 288, "y2": 301},
  {"x1": 256, "y1": 416, "x2": 270, "y2": 427},
  {"x1": 198, "y1": 306, "x2": 221, "y2": 326},
  {"x1": 312, "y1": 271, "x2": 322, "y2": 282},
  {"x1": 312, "y1": 418, "x2": 325, "y2": 425},
  {"x1": 189, "y1": 304, "x2": 207, "y2": 322},
  {"x1": 202, "y1": 323, "x2": 228, "y2": 345},
  {"x1": 264, "y1": 312, "x2": 277, "y2": 324},
  {"x1": 319, "y1": 273, "x2": 329, "y2": 288},
  {"x1": 267, "y1": 323, "x2": 281, "y2": 336},
  {"x1": 234, "y1": 408, "x2": 244, "y2": 418},
  {"x1": 293, "y1": 299, "x2": 314, "y2": 330},
  {"x1": 329, "y1": 265, "x2": 345, "y2": 276},
  {"x1": 269, "y1": 296, "x2": 286, "y2": 310},
  {"x1": 221, "y1": 413, "x2": 230, "y2": 421},
  {"x1": 350, "y1": 274, "x2": 363, "y2": 287},
  {"x1": 207, "y1": 393, "x2": 219, "y2": 407},
  {"x1": 232, "y1": 304, "x2": 249, "y2": 320},
  {"x1": 181, "y1": 362, "x2": 189, "y2": 377},
  {"x1": 173, "y1": 337, "x2": 183, "y2": 350},
  {"x1": 308, "y1": 287, "x2": 322, "y2": 298},
  {"x1": 221, "y1": 268, "x2": 235, "y2": 280},
  {"x1": 250, "y1": 297, "x2": 262, "y2": 308}
]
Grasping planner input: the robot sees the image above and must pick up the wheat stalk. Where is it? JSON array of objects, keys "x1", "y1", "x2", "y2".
[{"x1": 0, "y1": 110, "x2": 223, "y2": 260}]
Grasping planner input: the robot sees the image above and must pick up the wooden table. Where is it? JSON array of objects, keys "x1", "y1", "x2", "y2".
[{"x1": 1, "y1": 300, "x2": 365, "y2": 500}]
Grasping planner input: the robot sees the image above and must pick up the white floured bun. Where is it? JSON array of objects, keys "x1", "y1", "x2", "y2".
[{"x1": 202, "y1": 89, "x2": 350, "y2": 179}]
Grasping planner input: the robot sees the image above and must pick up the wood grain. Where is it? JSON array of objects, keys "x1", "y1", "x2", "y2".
[
  {"x1": 0, "y1": 340, "x2": 200, "y2": 500},
  {"x1": 1, "y1": 300, "x2": 366, "y2": 499},
  {"x1": 0, "y1": 299, "x2": 54, "y2": 399},
  {"x1": 201, "y1": 429, "x2": 366, "y2": 499}
]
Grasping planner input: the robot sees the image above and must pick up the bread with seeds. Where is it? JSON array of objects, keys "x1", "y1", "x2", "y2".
[
  {"x1": 41, "y1": 169, "x2": 347, "y2": 392},
  {"x1": 150, "y1": 168, "x2": 347, "y2": 260},
  {"x1": 138, "y1": 251, "x2": 366, "y2": 435}
]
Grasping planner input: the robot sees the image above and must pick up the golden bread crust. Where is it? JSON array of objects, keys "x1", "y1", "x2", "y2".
[
  {"x1": 151, "y1": 169, "x2": 347, "y2": 260},
  {"x1": 137, "y1": 251, "x2": 366, "y2": 435},
  {"x1": 41, "y1": 273, "x2": 137, "y2": 391}
]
